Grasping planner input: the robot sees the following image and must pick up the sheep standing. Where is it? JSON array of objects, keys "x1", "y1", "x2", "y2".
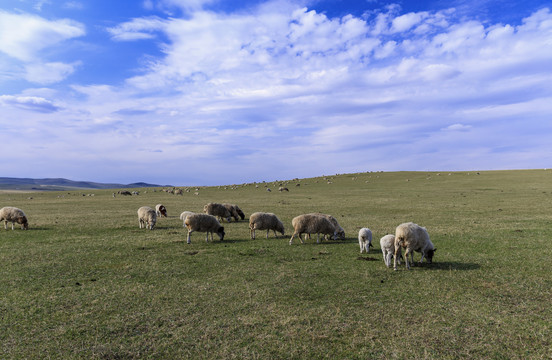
[
  {"x1": 234, "y1": 205, "x2": 245, "y2": 220},
  {"x1": 249, "y1": 212, "x2": 285, "y2": 239},
  {"x1": 380, "y1": 234, "x2": 399, "y2": 268},
  {"x1": 394, "y1": 222, "x2": 436, "y2": 270},
  {"x1": 155, "y1": 204, "x2": 168, "y2": 217},
  {"x1": 179, "y1": 211, "x2": 196, "y2": 226},
  {"x1": 223, "y1": 203, "x2": 241, "y2": 222},
  {"x1": 289, "y1": 214, "x2": 337, "y2": 245},
  {"x1": 184, "y1": 214, "x2": 225, "y2": 244},
  {"x1": 0, "y1": 207, "x2": 28, "y2": 230},
  {"x1": 137, "y1": 206, "x2": 157, "y2": 230},
  {"x1": 203, "y1": 203, "x2": 232, "y2": 222},
  {"x1": 358, "y1": 228, "x2": 373, "y2": 253},
  {"x1": 313, "y1": 213, "x2": 345, "y2": 240}
]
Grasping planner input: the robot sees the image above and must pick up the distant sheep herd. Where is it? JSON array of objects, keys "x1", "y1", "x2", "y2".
[{"x1": 1, "y1": 201, "x2": 436, "y2": 270}]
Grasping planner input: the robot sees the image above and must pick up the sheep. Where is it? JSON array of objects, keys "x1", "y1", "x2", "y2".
[
  {"x1": 203, "y1": 202, "x2": 232, "y2": 222},
  {"x1": 289, "y1": 214, "x2": 337, "y2": 245},
  {"x1": 249, "y1": 212, "x2": 285, "y2": 239},
  {"x1": 184, "y1": 213, "x2": 225, "y2": 244},
  {"x1": 394, "y1": 222, "x2": 436, "y2": 270},
  {"x1": 155, "y1": 204, "x2": 168, "y2": 217},
  {"x1": 223, "y1": 203, "x2": 241, "y2": 222},
  {"x1": 380, "y1": 234, "x2": 400, "y2": 268},
  {"x1": 358, "y1": 228, "x2": 373, "y2": 253},
  {"x1": 234, "y1": 205, "x2": 245, "y2": 220},
  {"x1": 179, "y1": 211, "x2": 196, "y2": 226},
  {"x1": 137, "y1": 206, "x2": 157, "y2": 230},
  {"x1": 312, "y1": 213, "x2": 345, "y2": 240},
  {"x1": 0, "y1": 207, "x2": 28, "y2": 230}
]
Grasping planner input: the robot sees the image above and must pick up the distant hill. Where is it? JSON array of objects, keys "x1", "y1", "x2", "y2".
[{"x1": 0, "y1": 177, "x2": 168, "y2": 191}]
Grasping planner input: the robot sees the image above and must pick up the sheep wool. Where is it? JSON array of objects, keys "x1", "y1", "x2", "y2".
[
  {"x1": 380, "y1": 234, "x2": 398, "y2": 268},
  {"x1": 155, "y1": 204, "x2": 168, "y2": 217},
  {"x1": 289, "y1": 214, "x2": 337, "y2": 245},
  {"x1": 0, "y1": 207, "x2": 28, "y2": 230},
  {"x1": 249, "y1": 212, "x2": 285, "y2": 239},
  {"x1": 184, "y1": 213, "x2": 225, "y2": 244},
  {"x1": 137, "y1": 206, "x2": 157, "y2": 230},
  {"x1": 358, "y1": 228, "x2": 373, "y2": 253},
  {"x1": 394, "y1": 222, "x2": 436, "y2": 270},
  {"x1": 203, "y1": 203, "x2": 232, "y2": 222}
]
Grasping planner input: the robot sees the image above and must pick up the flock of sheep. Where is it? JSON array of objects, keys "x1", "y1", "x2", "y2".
[
  {"x1": 1, "y1": 200, "x2": 436, "y2": 271},
  {"x1": 135, "y1": 202, "x2": 436, "y2": 270}
]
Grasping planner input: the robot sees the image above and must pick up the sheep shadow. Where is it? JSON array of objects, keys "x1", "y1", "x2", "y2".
[{"x1": 425, "y1": 261, "x2": 480, "y2": 271}]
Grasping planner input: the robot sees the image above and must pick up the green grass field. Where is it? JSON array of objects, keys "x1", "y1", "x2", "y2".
[{"x1": 1, "y1": 170, "x2": 551, "y2": 359}]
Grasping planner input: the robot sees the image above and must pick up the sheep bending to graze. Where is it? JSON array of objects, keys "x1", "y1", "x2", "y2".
[
  {"x1": 380, "y1": 234, "x2": 400, "y2": 268},
  {"x1": 223, "y1": 203, "x2": 241, "y2": 222},
  {"x1": 394, "y1": 222, "x2": 436, "y2": 270},
  {"x1": 0, "y1": 207, "x2": 28, "y2": 230},
  {"x1": 137, "y1": 206, "x2": 157, "y2": 230},
  {"x1": 234, "y1": 205, "x2": 245, "y2": 220},
  {"x1": 289, "y1": 214, "x2": 337, "y2": 245},
  {"x1": 358, "y1": 228, "x2": 373, "y2": 253},
  {"x1": 184, "y1": 214, "x2": 225, "y2": 244},
  {"x1": 155, "y1": 204, "x2": 168, "y2": 217},
  {"x1": 203, "y1": 203, "x2": 232, "y2": 222},
  {"x1": 179, "y1": 211, "x2": 196, "y2": 226},
  {"x1": 313, "y1": 213, "x2": 345, "y2": 240},
  {"x1": 249, "y1": 212, "x2": 285, "y2": 239}
]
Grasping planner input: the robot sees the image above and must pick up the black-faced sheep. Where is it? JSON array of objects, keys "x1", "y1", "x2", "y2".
[
  {"x1": 203, "y1": 203, "x2": 232, "y2": 222},
  {"x1": 394, "y1": 222, "x2": 436, "y2": 270},
  {"x1": 137, "y1": 206, "x2": 157, "y2": 230},
  {"x1": 289, "y1": 214, "x2": 337, "y2": 245},
  {"x1": 0, "y1": 207, "x2": 28, "y2": 230},
  {"x1": 249, "y1": 212, "x2": 285, "y2": 239},
  {"x1": 358, "y1": 228, "x2": 373, "y2": 253},
  {"x1": 184, "y1": 213, "x2": 225, "y2": 244},
  {"x1": 155, "y1": 204, "x2": 168, "y2": 217}
]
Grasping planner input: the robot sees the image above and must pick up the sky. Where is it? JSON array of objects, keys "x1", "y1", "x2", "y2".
[{"x1": 1, "y1": 0, "x2": 551, "y2": 186}]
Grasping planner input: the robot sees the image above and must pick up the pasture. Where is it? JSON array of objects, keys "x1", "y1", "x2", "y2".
[{"x1": 1, "y1": 170, "x2": 551, "y2": 359}]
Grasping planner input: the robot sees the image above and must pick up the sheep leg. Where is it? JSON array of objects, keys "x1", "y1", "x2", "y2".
[
  {"x1": 289, "y1": 233, "x2": 296, "y2": 245},
  {"x1": 404, "y1": 248, "x2": 412, "y2": 270},
  {"x1": 11, "y1": 222, "x2": 15, "y2": 230},
  {"x1": 360, "y1": 242, "x2": 365, "y2": 253},
  {"x1": 316, "y1": 233, "x2": 320, "y2": 244},
  {"x1": 3, "y1": 220, "x2": 7, "y2": 230},
  {"x1": 187, "y1": 230, "x2": 192, "y2": 244},
  {"x1": 393, "y1": 247, "x2": 401, "y2": 270},
  {"x1": 205, "y1": 232, "x2": 210, "y2": 242},
  {"x1": 365, "y1": 243, "x2": 370, "y2": 253}
]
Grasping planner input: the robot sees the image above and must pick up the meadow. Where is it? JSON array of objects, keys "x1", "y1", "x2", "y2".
[{"x1": 0, "y1": 170, "x2": 551, "y2": 359}]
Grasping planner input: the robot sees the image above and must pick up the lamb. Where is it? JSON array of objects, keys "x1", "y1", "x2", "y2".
[
  {"x1": 203, "y1": 202, "x2": 232, "y2": 222},
  {"x1": 380, "y1": 234, "x2": 400, "y2": 268},
  {"x1": 184, "y1": 213, "x2": 225, "y2": 244},
  {"x1": 0, "y1": 207, "x2": 28, "y2": 230},
  {"x1": 179, "y1": 211, "x2": 196, "y2": 226},
  {"x1": 249, "y1": 212, "x2": 285, "y2": 239},
  {"x1": 394, "y1": 222, "x2": 436, "y2": 270},
  {"x1": 289, "y1": 213, "x2": 337, "y2": 245},
  {"x1": 223, "y1": 203, "x2": 241, "y2": 222},
  {"x1": 137, "y1": 206, "x2": 157, "y2": 230},
  {"x1": 155, "y1": 204, "x2": 168, "y2": 217},
  {"x1": 358, "y1": 228, "x2": 373, "y2": 253}
]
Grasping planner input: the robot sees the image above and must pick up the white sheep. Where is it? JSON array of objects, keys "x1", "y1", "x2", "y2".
[
  {"x1": 223, "y1": 203, "x2": 241, "y2": 222},
  {"x1": 203, "y1": 202, "x2": 232, "y2": 222},
  {"x1": 313, "y1": 213, "x2": 345, "y2": 240},
  {"x1": 184, "y1": 213, "x2": 225, "y2": 244},
  {"x1": 179, "y1": 211, "x2": 196, "y2": 226},
  {"x1": 289, "y1": 214, "x2": 337, "y2": 245},
  {"x1": 358, "y1": 228, "x2": 373, "y2": 253},
  {"x1": 394, "y1": 222, "x2": 436, "y2": 270},
  {"x1": 0, "y1": 207, "x2": 28, "y2": 230},
  {"x1": 155, "y1": 204, "x2": 168, "y2": 217},
  {"x1": 380, "y1": 234, "x2": 399, "y2": 268},
  {"x1": 137, "y1": 206, "x2": 157, "y2": 230},
  {"x1": 249, "y1": 212, "x2": 285, "y2": 239}
]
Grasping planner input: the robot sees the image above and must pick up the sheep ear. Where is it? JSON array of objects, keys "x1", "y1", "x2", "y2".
[{"x1": 434, "y1": 248, "x2": 437, "y2": 252}]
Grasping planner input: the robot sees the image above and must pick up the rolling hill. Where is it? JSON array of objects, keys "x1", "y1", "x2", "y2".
[{"x1": 0, "y1": 177, "x2": 167, "y2": 191}]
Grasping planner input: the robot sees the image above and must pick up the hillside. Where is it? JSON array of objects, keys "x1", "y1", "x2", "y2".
[{"x1": 0, "y1": 177, "x2": 167, "y2": 191}]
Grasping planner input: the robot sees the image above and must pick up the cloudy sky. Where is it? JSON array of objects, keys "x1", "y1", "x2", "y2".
[{"x1": 1, "y1": 0, "x2": 551, "y2": 185}]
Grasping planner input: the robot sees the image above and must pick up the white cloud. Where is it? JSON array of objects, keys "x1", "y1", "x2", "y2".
[
  {"x1": 442, "y1": 123, "x2": 472, "y2": 132},
  {"x1": 391, "y1": 12, "x2": 427, "y2": 33},
  {"x1": 24, "y1": 61, "x2": 81, "y2": 84},
  {"x1": 0, "y1": 10, "x2": 85, "y2": 61},
  {"x1": 107, "y1": 16, "x2": 168, "y2": 41},
  {"x1": 0, "y1": 95, "x2": 60, "y2": 113}
]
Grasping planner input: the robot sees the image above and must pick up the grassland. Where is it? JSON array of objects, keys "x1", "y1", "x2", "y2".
[{"x1": 1, "y1": 170, "x2": 551, "y2": 359}]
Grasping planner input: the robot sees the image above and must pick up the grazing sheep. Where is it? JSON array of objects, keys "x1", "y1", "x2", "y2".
[
  {"x1": 358, "y1": 228, "x2": 373, "y2": 253},
  {"x1": 184, "y1": 214, "x2": 225, "y2": 244},
  {"x1": 313, "y1": 213, "x2": 345, "y2": 240},
  {"x1": 394, "y1": 222, "x2": 436, "y2": 270},
  {"x1": 0, "y1": 207, "x2": 28, "y2": 230},
  {"x1": 203, "y1": 202, "x2": 232, "y2": 222},
  {"x1": 234, "y1": 205, "x2": 245, "y2": 220},
  {"x1": 380, "y1": 234, "x2": 400, "y2": 268},
  {"x1": 179, "y1": 211, "x2": 196, "y2": 226},
  {"x1": 137, "y1": 206, "x2": 157, "y2": 230},
  {"x1": 118, "y1": 190, "x2": 132, "y2": 196},
  {"x1": 223, "y1": 203, "x2": 241, "y2": 222},
  {"x1": 155, "y1": 204, "x2": 168, "y2": 217},
  {"x1": 249, "y1": 212, "x2": 285, "y2": 239},
  {"x1": 289, "y1": 214, "x2": 337, "y2": 245}
]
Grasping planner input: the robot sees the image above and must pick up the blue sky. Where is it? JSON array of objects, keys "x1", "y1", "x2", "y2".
[{"x1": 1, "y1": 0, "x2": 551, "y2": 185}]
